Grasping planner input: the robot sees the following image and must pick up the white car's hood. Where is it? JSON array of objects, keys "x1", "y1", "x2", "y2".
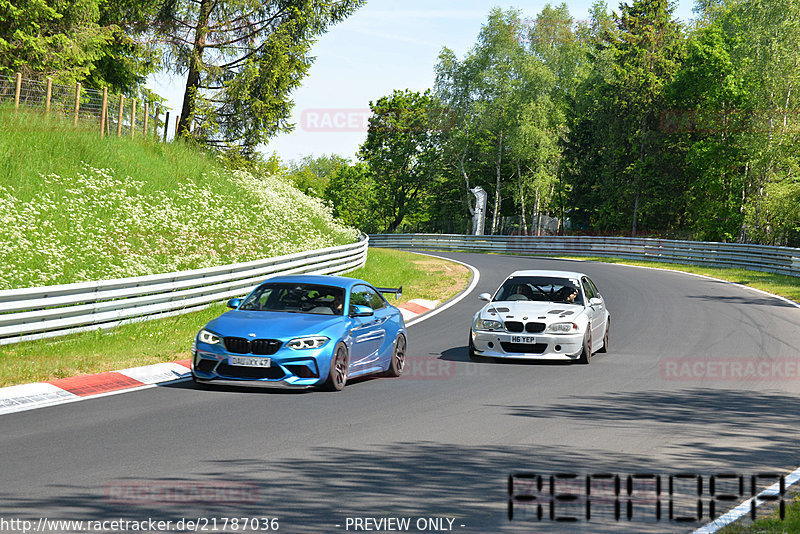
[{"x1": 480, "y1": 300, "x2": 585, "y2": 323}]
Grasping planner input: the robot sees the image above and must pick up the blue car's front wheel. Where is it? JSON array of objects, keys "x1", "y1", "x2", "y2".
[
  {"x1": 385, "y1": 334, "x2": 406, "y2": 377},
  {"x1": 323, "y1": 343, "x2": 349, "y2": 391}
]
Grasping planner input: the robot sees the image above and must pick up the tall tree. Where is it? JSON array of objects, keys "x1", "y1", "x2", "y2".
[
  {"x1": 158, "y1": 0, "x2": 364, "y2": 152},
  {"x1": 564, "y1": 0, "x2": 685, "y2": 236},
  {"x1": 359, "y1": 90, "x2": 443, "y2": 232}
]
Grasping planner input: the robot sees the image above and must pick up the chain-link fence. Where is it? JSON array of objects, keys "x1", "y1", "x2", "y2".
[{"x1": 0, "y1": 73, "x2": 167, "y2": 140}]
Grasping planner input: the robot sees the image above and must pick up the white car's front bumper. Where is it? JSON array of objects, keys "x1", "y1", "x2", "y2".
[{"x1": 471, "y1": 329, "x2": 584, "y2": 360}]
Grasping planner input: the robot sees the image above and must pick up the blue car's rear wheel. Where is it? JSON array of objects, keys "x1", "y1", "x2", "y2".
[
  {"x1": 323, "y1": 343, "x2": 348, "y2": 391},
  {"x1": 385, "y1": 334, "x2": 406, "y2": 377}
]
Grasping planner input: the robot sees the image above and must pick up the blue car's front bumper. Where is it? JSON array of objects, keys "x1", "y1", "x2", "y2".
[{"x1": 192, "y1": 339, "x2": 333, "y2": 388}]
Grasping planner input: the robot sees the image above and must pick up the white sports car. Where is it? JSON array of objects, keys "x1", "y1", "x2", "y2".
[{"x1": 469, "y1": 270, "x2": 610, "y2": 364}]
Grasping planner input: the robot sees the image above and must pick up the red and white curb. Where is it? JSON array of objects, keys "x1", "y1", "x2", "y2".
[
  {"x1": 397, "y1": 298, "x2": 439, "y2": 322},
  {"x1": 0, "y1": 360, "x2": 191, "y2": 416}
]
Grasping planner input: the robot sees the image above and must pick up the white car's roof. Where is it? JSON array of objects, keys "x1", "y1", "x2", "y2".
[{"x1": 505, "y1": 270, "x2": 587, "y2": 280}]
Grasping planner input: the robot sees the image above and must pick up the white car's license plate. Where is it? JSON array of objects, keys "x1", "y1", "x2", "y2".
[
  {"x1": 229, "y1": 356, "x2": 271, "y2": 367},
  {"x1": 506, "y1": 335, "x2": 536, "y2": 343}
]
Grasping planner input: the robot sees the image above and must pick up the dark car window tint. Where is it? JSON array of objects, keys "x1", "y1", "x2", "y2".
[
  {"x1": 582, "y1": 278, "x2": 597, "y2": 300},
  {"x1": 240, "y1": 283, "x2": 345, "y2": 315},
  {"x1": 587, "y1": 277, "x2": 601, "y2": 297},
  {"x1": 350, "y1": 285, "x2": 385, "y2": 311},
  {"x1": 494, "y1": 276, "x2": 582, "y2": 304}
]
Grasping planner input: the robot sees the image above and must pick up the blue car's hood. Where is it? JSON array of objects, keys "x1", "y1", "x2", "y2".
[{"x1": 204, "y1": 310, "x2": 345, "y2": 339}]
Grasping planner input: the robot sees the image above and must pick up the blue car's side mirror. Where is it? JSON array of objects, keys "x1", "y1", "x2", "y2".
[
  {"x1": 227, "y1": 298, "x2": 243, "y2": 309},
  {"x1": 350, "y1": 305, "x2": 374, "y2": 317}
]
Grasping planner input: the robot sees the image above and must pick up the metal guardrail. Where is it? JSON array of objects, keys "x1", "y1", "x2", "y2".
[
  {"x1": 368, "y1": 234, "x2": 800, "y2": 278},
  {"x1": 0, "y1": 236, "x2": 368, "y2": 345}
]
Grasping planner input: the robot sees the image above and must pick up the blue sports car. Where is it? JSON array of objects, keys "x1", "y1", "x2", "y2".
[{"x1": 191, "y1": 274, "x2": 407, "y2": 391}]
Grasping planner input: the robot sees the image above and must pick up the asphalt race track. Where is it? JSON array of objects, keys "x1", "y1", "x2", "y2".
[{"x1": 3, "y1": 252, "x2": 800, "y2": 533}]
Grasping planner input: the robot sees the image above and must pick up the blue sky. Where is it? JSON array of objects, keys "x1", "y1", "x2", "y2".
[{"x1": 147, "y1": 1, "x2": 698, "y2": 163}]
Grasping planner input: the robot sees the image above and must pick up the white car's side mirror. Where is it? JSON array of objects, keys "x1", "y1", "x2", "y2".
[
  {"x1": 590, "y1": 297, "x2": 603, "y2": 306},
  {"x1": 479, "y1": 293, "x2": 492, "y2": 302}
]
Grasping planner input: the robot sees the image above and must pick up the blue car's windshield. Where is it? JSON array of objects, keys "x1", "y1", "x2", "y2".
[
  {"x1": 239, "y1": 283, "x2": 345, "y2": 315},
  {"x1": 494, "y1": 276, "x2": 582, "y2": 304}
]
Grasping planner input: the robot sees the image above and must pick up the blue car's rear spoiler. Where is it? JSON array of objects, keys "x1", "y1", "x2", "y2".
[{"x1": 376, "y1": 286, "x2": 402, "y2": 300}]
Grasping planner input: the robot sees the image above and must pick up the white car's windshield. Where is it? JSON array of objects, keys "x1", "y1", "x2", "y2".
[
  {"x1": 240, "y1": 283, "x2": 345, "y2": 315},
  {"x1": 494, "y1": 276, "x2": 582, "y2": 304}
]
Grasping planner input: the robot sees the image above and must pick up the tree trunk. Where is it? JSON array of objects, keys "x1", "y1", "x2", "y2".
[
  {"x1": 491, "y1": 130, "x2": 503, "y2": 235},
  {"x1": 178, "y1": 0, "x2": 213, "y2": 139},
  {"x1": 517, "y1": 160, "x2": 527, "y2": 235}
]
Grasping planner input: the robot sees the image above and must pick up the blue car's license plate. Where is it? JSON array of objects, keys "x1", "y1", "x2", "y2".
[{"x1": 229, "y1": 356, "x2": 271, "y2": 367}]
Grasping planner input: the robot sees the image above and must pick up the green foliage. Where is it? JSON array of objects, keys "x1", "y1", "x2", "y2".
[
  {"x1": 287, "y1": 154, "x2": 349, "y2": 198},
  {"x1": 158, "y1": 0, "x2": 365, "y2": 152},
  {"x1": 0, "y1": 0, "x2": 160, "y2": 94},
  {"x1": 359, "y1": 89, "x2": 444, "y2": 232},
  {"x1": 563, "y1": 0, "x2": 686, "y2": 236}
]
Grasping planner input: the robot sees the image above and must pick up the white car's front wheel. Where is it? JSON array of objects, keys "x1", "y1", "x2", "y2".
[{"x1": 577, "y1": 331, "x2": 592, "y2": 365}]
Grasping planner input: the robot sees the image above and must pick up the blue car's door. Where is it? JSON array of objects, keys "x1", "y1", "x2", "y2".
[{"x1": 348, "y1": 285, "x2": 389, "y2": 371}]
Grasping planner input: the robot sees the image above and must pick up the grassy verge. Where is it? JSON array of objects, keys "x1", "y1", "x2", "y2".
[
  {"x1": 0, "y1": 106, "x2": 357, "y2": 289},
  {"x1": 719, "y1": 493, "x2": 800, "y2": 533},
  {"x1": 346, "y1": 248, "x2": 470, "y2": 305},
  {"x1": 0, "y1": 249, "x2": 470, "y2": 387},
  {"x1": 556, "y1": 256, "x2": 800, "y2": 304}
]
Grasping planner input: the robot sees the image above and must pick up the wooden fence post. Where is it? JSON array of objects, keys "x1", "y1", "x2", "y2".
[
  {"x1": 117, "y1": 95, "x2": 124, "y2": 137},
  {"x1": 14, "y1": 72, "x2": 21, "y2": 112},
  {"x1": 154, "y1": 108, "x2": 160, "y2": 140},
  {"x1": 74, "y1": 83, "x2": 81, "y2": 126},
  {"x1": 143, "y1": 102, "x2": 149, "y2": 137},
  {"x1": 175, "y1": 114, "x2": 180, "y2": 139},
  {"x1": 45, "y1": 78, "x2": 52, "y2": 114},
  {"x1": 100, "y1": 87, "x2": 108, "y2": 137},
  {"x1": 163, "y1": 111, "x2": 169, "y2": 142},
  {"x1": 131, "y1": 99, "x2": 137, "y2": 139}
]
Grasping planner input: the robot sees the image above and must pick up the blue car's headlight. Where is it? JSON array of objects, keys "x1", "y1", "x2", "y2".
[
  {"x1": 287, "y1": 336, "x2": 330, "y2": 350},
  {"x1": 198, "y1": 329, "x2": 222, "y2": 345}
]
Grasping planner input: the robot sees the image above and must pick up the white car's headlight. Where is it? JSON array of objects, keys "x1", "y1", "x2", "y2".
[
  {"x1": 287, "y1": 336, "x2": 330, "y2": 350},
  {"x1": 547, "y1": 322, "x2": 579, "y2": 333},
  {"x1": 475, "y1": 318, "x2": 503, "y2": 331},
  {"x1": 198, "y1": 329, "x2": 221, "y2": 345}
]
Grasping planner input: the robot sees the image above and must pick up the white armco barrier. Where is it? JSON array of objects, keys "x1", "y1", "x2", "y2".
[
  {"x1": 0, "y1": 236, "x2": 368, "y2": 345},
  {"x1": 368, "y1": 234, "x2": 800, "y2": 278}
]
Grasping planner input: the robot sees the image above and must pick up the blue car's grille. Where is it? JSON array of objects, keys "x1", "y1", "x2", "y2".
[
  {"x1": 216, "y1": 362, "x2": 286, "y2": 380},
  {"x1": 223, "y1": 337, "x2": 282, "y2": 355}
]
